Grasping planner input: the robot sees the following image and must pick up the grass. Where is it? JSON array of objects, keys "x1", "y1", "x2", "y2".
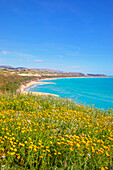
[
  {"x1": 0, "y1": 74, "x2": 38, "y2": 93},
  {"x1": 0, "y1": 93, "x2": 113, "y2": 170}
]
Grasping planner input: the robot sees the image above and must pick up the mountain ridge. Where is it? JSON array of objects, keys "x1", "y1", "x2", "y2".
[{"x1": 0, "y1": 65, "x2": 109, "y2": 77}]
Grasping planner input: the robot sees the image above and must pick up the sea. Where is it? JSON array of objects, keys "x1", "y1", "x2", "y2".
[{"x1": 28, "y1": 77, "x2": 113, "y2": 111}]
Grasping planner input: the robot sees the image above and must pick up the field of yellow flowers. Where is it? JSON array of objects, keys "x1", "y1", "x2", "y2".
[{"x1": 0, "y1": 93, "x2": 113, "y2": 170}]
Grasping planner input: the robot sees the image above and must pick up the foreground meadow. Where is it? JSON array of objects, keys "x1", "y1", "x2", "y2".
[{"x1": 0, "y1": 93, "x2": 113, "y2": 170}]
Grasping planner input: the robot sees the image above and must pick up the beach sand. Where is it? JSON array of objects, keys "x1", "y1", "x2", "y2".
[
  {"x1": 18, "y1": 80, "x2": 59, "y2": 97},
  {"x1": 18, "y1": 76, "x2": 103, "y2": 97}
]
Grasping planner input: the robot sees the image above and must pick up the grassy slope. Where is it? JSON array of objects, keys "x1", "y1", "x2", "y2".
[
  {"x1": 0, "y1": 74, "x2": 38, "y2": 93},
  {"x1": 0, "y1": 93, "x2": 113, "y2": 170}
]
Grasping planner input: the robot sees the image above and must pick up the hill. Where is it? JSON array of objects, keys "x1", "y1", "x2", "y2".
[
  {"x1": 0, "y1": 65, "x2": 109, "y2": 77},
  {"x1": 0, "y1": 93, "x2": 112, "y2": 169}
]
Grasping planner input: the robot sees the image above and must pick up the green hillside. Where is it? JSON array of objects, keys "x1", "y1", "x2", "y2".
[{"x1": 0, "y1": 94, "x2": 112, "y2": 169}]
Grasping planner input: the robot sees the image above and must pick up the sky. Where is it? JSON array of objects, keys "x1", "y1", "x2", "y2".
[{"x1": 0, "y1": 0, "x2": 113, "y2": 75}]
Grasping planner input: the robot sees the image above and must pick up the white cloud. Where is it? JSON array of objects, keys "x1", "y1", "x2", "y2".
[
  {"x1": 1, "y1": 50, "x2": 40, "y2": 59},
  {"x1": 2, "y1": 51, "x2": 8, "y2": 55},
  {"x1": 32, "y1": 59, "x2": 44, "y2": 62},
  {"x1": 0, "y1": 50, "x2": 45, "y2": 63}
]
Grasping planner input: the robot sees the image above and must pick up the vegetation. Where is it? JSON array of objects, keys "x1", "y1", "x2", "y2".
[
  {"x1": 0, "y1": 69, "x2": 87, "y2": 93},
  {"x1": 0, "y1": 93, "x2": 113, "y2": 170},
  {"x1": 0, "y1": 74, "x2": 38, "y2": 93},
  {"x1": 0, "y1": 67, "x2": 109, "y2": 93},
  {"x1": 0, "y1": 66, "x2": 108, "y2": 80}
]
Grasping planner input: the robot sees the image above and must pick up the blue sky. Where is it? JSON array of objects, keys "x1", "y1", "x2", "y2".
[{"x1": 0, "y1": 0, "x2": 113, "y2": 75}]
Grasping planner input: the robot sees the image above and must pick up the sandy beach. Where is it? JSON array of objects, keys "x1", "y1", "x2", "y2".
[
  {"x1": 18, "y1": 80, "x2": 59, "y2": 97},
  {"x1": 18, "y1": 76, "x2": 109, "y2": 97},
  {"x1": 18, "y1": 77, "x2": 81, "y2": 97}
]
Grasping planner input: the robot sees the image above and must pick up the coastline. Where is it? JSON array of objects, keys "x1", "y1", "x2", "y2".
[
  {"x1": 17, "y1": 77, "x2": 84, "y2": 97},
  {"x1": 18, "y1": 80, "x2": 59, "y2": 97},
  {"x1": 39, "y1": 76, "x2": 110, "y2": 81},
  {"x1": 18, "y1": 76, "x2": 111, "y2": 98}
]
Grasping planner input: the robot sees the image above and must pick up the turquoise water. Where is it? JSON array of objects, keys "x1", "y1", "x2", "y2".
[{"x1": 29, "y1": 77, "x2": 113, "y2": 111}]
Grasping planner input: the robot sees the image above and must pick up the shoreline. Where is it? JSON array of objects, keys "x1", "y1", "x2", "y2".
[
  {"x1": 40, "y1": 76, "x2": 110, "y2": 81},
  {"x1": 18, "y1": 80, "x2": 59, "y2": 97},
  {"x1": 18, "y1": 76, "x2": 111, "y2": 97}
]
